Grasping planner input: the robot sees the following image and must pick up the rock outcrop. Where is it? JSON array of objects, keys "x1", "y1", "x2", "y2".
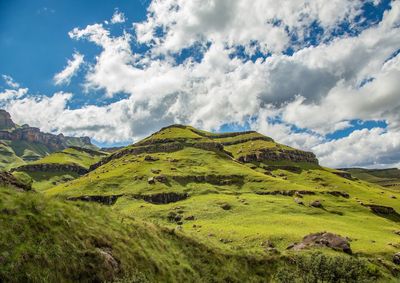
[
  {"x1": 393, "y1": 252, "x2": 400, "y2": 265},
  {"x1": 67, "y1": 195, "x2": 122, "y2": 205},
  {"x1": 12, "y1": 163, "x2": 88, "y2": 175},
  {"x1": 0, "y1": 171, "x2": 31, "y2": 191},
  {"x1": 287, "y1": 232, "x2": 352, "y2": 254},
  {"x1": 134, "y1": 192, "x2": 189, "y2": 204},
  {"x1": 256, "y1": 190, "x2": 316, "y2": 196},
  {"x1": 237, "y1": 149, "x2": 319, "y2": 164},
  {"x1": 0, "y1": 110, "x2": 16, "y2": 130},
  {"x1": 364, "y1": 204, "x2": 398, "y2": 215}
]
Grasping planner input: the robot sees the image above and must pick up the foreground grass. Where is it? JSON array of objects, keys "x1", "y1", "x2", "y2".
[{"x1": 0, "y1": 186, "x2": 388, "y2": 282}]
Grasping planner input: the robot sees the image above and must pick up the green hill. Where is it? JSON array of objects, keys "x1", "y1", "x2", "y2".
[
  {"x1": 44, "y1": 125, "x2": 400, "y2": 281},
  {"x1": 341, "y1": 168, "x2": 400, "y2": 190},
  {"x1": 12, "y1": 147, "x2": 108, "y2": 191}
]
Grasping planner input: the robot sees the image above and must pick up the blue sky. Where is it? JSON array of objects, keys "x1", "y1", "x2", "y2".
[
  {"x1": 0, "y1": 0, "x2": 149, "y2": 106},
  {"x1": 0, "y1": 0, "x2": 399, "y2": 168}
]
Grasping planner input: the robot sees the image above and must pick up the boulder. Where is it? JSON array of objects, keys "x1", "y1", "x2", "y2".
[
  {"x1": 147, "y1": 177, "x2": 155, "y2": 184},
  {"x1": 294, "y1": 197, "x2": 304, "y2": 205},
  {"x1": 144, "y1": 155, "x2": 159, "y2": 162},
  {"x1": 220, "y1": 203, "x2": 232, "y2": 210},
  {"x1": 167, "y1": 212, "x2": 182, "y2": 223},
  {"x1": 154, "y1": 174, "x2": 168, "y2": 183},
  {"x1": 96, "y1": 248, "x2": 119, "y2": 276},
  {"x1": 310, "y1": 200, "x2": 323, "y2": 208},
  {"x1": 393, "y1": 252, "x2": 400, "y2": 265},
  {"x1": 326, "y1": 191, "x2": 350, "y2": 198},
  {"x1": 287, "y1": 232, "x2": 352, "y2": 254}
]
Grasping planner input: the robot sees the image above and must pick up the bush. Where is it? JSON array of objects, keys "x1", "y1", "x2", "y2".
[{"x1": 275, "y1": 252, "x2": 380, "y2": 283}]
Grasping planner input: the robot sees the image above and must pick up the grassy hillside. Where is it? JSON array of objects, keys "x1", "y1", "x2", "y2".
[
  {"x1": 0, "y1": 141, "x2": 52, "y2": 170},
  {"x1": 342, "y1": 168, "x2": 400, "y2": 190},
  {"x1": 0, "y1": 140, "x2": 100, "y2": 171},
  {"x1": 31, "y1": 147, "x2": 108, "y2": 169},
  {"x1": 0, "y1": 142, "x2": 25, "y2": 170},
  {"x1": 45, "y1": 125, "x2": 400, "y2": 280},
  {"x1": 2, "y1": 185, "x2": 385, "y2": 282},
  {"x1": 12, "y1": 147, "x2": 108, "y2": 191}
]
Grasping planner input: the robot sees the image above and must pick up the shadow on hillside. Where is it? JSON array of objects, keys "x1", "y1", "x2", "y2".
[{"x1": 371, "y1": 211, "x2": 400, "y2": 223}]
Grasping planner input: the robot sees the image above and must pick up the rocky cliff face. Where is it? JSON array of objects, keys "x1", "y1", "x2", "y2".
[
  {"x1": 0, "y1": 110, "x2": 16, "y2": 130},
  {"x1": 237, "y1": 149, "x2": 319, "y2": 164},
  {"x1": 0, "y1": 110, "x2": 94, "y2": 151}
]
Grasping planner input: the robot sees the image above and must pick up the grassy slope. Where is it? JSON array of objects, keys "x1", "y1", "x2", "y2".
[
  {"x1": 2, "y1": 186, "x2": 384, "y2": 282},
  {"x1": 65, "y1": 137, "x2": 98, "y2": 150},
  {"x1": 45, "y1": 126, "x2": 400, "y2": 280},
  {"x1": 1, "y1": 186, "x2": 267, "y2": 282},
  {"x1": 0, "y1": 142, "x2": 25, "y2": 170},
  {"x1": 31, "y1": 147, "x2": 107, "y2": 169},
  {"x1": 12, "y1": 148, "x2": 108, "y2": 191},
  {"x1": 0, "y1": 140, "x2": 53, "y2": 170},
  {"x1": 0, "y1": 137, "x2": 99, "y2": 170},
  {"x1": 342, "y1": 168, "x2": 400, "y2": 190}
]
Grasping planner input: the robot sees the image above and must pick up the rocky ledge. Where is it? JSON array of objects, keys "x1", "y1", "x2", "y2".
[
  {"x1": 363, "y1": 204, "x2": 399, "y2": 215},
  {"x1": 12, "y1": 163, "x2": 88, "y2": 175},
  {"x1": 237, "y1": 149, "x2": 319, "y2": 164},
  {"x1": 133, "y1": 192, "x2": 189, "y2": 204},
  {"x1": 67, "y1": 195, "x2": 122, "y2": 205},
  {"x1": 0, "y1": 171, "x2": 31, "y2": 191}
]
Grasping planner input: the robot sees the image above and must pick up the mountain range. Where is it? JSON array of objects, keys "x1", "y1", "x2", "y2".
[{"x1": 0, "y1": 110, "x2": 96, "y2": 170}]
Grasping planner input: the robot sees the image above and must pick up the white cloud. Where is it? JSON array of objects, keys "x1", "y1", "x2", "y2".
[
  {"x1": 54, "y1": 52, "x2": 84, "y2": 85},
  {"x1": 313, "y1": 128, "x2": 400, "y2": 168},
  {"x1": 5, "y1": 92, "x2": 73, "y2": 132},
  {"x1": 135, "y1": 0, "x2": 368, "y2": 55},
  {"x1": 111, "y1": 10, "x2": 126, "y2": 24},
  {"x1": 2, "y1": 75, "x2": 20, "y2": 88},
  {"x1": 0, "y1": 88, "x2": 28, "y2": 103}
]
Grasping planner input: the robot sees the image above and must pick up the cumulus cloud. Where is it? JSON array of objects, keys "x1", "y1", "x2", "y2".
[
  {"x1": 54, "y1": 52, "x2": 84, "y2": 85},
  {"x1": 111, "y1": 10, "x2": 126, "y2": 24},
  {"x1": 2, "y1": 75, "x2": 20, "y2": 88},
  {"x1": 135, "y1": 0, "x2": 370, "y2": 55},
  {"x1": 0, "y1": 88, "x2": 28, "y2": 107},
  {"x1": 313, "y1": 128, "x2": 400, "y2": 168}
]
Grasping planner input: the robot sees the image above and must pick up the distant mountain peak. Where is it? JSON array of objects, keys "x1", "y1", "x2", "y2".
[
  {"x1": 0, "y1": 109, "x2": 16, "y2": 130},
  {"x1": 0, "y1": 109, "x2": 97, "y2": 169}
]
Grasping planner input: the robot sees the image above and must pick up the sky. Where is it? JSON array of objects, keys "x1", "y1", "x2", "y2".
[{"x1": 0, "y1": 0, "x2": 399, "y2": 169}]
